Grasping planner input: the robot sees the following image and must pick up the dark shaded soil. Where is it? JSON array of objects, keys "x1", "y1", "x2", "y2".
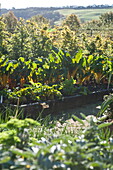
[{"x1": 51, "y1": 101, "x2": 102, "y2": 121}]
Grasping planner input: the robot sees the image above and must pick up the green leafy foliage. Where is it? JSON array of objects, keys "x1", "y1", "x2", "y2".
[
  {"x1": 0, "y1": 115, "x2": 113, "y2": 169},
  {"x1": 1, "y1": 10, "x2": 113, "y2": 170},
  {"x1": 62, "y1": 14, "x2": 81, "y2": 31},
  {"x1": 60, "y1": 77, "x2": 77, "y2": 95},
  {"x1": 98, "y1": 93, "x2": 113, "y2": 118},
  {"x1": 0, "y1": 15, "x2": 113, "y2": 92},
  {"x1": 4, "y1": 82, "x2": 62, "y2": 104},
  {"x1": 100, "y1": 12, "x2": 113, "y2": 26}
]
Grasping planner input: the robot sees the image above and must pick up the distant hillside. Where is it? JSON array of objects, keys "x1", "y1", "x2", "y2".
[
  {"x1": 1, "y1": 6, "x2": 113, "y2": 24},
  {"x1": 56, "y1": 8, "x2": 113, "y2": 23},
  {"x1": 1, "y1": 7, "x2": 64, "y2": 25},
  {"x1": 1, "y1": 7, "x2": 56, "y2": 19}
]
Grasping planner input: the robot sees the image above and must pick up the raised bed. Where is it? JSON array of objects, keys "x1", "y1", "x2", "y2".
[{"x1": 2, "y1": 89, "x2": 112, "y2": 119}]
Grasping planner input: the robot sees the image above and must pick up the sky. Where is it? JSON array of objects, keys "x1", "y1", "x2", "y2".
[{"x1": 0, "y1": 0, "x2": 113, "y2": 9}]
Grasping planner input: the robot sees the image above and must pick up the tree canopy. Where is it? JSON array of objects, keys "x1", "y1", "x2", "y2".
[{"x1": 62, "y1": 14, "x2": 81, "y2": 31}]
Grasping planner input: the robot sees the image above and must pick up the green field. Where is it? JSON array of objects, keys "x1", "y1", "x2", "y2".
[{"x1": 56, "y1": 8, "x2": 113, "y2": 22}]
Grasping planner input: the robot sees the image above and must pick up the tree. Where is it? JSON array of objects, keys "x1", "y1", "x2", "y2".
[
  {"x1": 58, "y1": 26, "x2": 80, "y2": 55},
  {"x1": 30, "y1": 15, "x2": 49, "y2": 29},
  {"x1": 62, "y1": 14, "x2": 81, "y2": 31},
  {"x1": 82, "y1": 19, "x2": 102, "y2": 29},
  {"x1": 9, "y1": 18, "x2": 31, "y2": 60},
  {"x1": 0, "y1": 17, "x2": 9, "y2": 56},
  {"x1": 100, "y1": 12, "x2": 113, "y2": 26},
  {"x1": 2, "y1": 11, "x2": 18, "y2": 32}
]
